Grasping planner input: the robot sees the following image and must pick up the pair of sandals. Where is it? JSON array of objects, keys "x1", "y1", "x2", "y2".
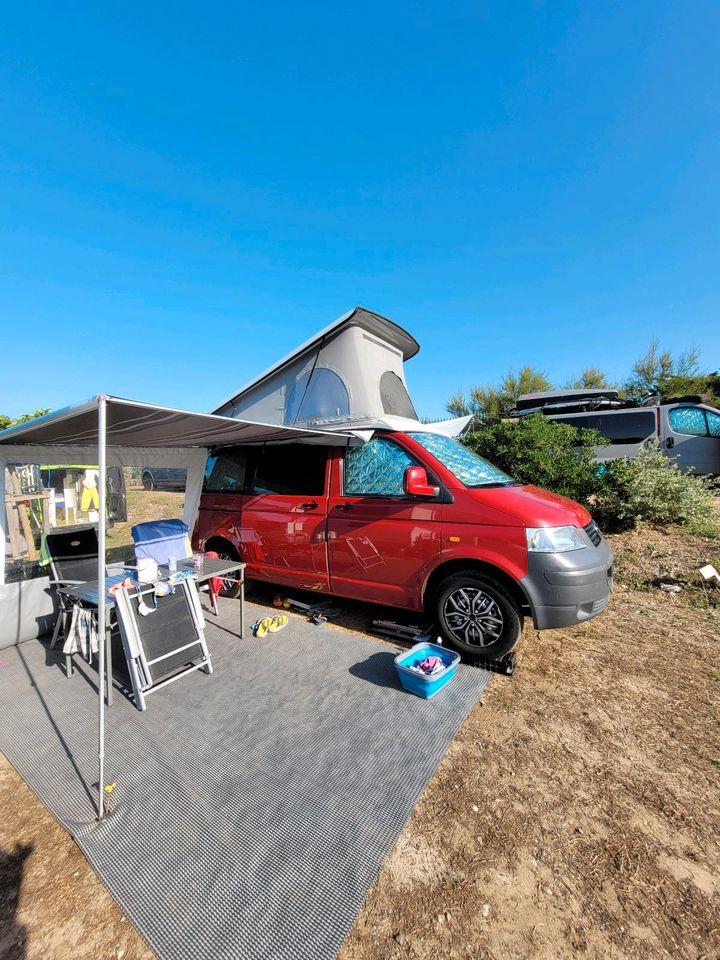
[{"x1": 252, "y1": 615, "x2": 289, "y2": 638}]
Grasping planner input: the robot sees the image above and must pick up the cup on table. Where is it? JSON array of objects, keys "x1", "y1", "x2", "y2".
[{"x1": 192, "y1": 551, "x2": 204, "y2": 572}]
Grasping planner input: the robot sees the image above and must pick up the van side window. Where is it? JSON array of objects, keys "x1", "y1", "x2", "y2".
[
  {"x1": 344, "y1": 438, "x2": 416, "y2": 497},
  {"x1": 203, "y1": 448, "x2": 249, "y2": 493},
  {"x1": 553, "y1": 411, "x2": 655, "y2": 444},
  {"x1": 248, "y1": 444, "x2": 328, "y2": 496},
  {"x1": 707, "y1": 411, "x2": 720, "y2": 437},
  {"x1": 669, "y1": 407, "x2": 709, "y2": 437}
]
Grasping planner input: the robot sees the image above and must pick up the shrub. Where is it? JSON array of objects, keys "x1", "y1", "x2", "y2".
[
  {"x1": 462, "y1": 415, "x2": 606, "y2": 504},
  {"x1": 594, "y1": 444, "x2": 719, "y2": 537}
]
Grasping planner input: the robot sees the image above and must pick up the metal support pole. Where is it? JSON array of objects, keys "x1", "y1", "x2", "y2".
[{"x1": 97, "y1": 395, "x2": 107, "y2": 820}]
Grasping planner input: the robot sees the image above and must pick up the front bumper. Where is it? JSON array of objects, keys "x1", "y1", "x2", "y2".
[{"x1": 519, "y1": 538, "x2": 614, "y2": 629}]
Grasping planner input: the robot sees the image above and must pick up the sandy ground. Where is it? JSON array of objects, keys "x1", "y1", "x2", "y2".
[{"x1": 1, "y1": 492, "x2": 719, "y2": 960}]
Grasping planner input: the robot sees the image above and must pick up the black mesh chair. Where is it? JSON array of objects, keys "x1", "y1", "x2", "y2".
[{"x1": 46, "y1": 526, "x2": 103, "y2": 671}]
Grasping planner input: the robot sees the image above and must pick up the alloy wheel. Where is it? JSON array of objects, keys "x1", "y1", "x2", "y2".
[{"x1": 442, "y1": 586, "x2": 504, "y2": 648}]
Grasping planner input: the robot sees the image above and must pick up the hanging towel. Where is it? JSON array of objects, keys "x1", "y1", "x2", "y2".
[{"x1": 63, "y1": 606, "x2": 99, "y2": 660}]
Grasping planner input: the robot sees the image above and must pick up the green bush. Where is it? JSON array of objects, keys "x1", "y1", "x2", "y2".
[
  {"x1": 462, "y1": 417, "x2": 719, "y2": 537},
  {"x1": 594, "y1": 444, "x2": 719, "y2": 537},
  {"x1": 462, "y1": 415, "x2": 605, "y2": 503}
]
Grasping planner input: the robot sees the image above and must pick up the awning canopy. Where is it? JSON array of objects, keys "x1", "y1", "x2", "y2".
[
  {"x1": 0, "y1": 394, "x2": 353, "y2": 449},
  {"x1": 0, "y1": 394, "x2": 356, "y2": 588}
]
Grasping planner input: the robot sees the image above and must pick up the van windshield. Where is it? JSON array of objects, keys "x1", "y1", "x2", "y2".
[{"x1": 407, "y1": 433, "x2": 514, "y2": 488}]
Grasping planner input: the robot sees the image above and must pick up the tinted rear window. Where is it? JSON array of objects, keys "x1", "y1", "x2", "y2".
[
  {"x1": 203, "y1": 443, "x2": 328, "y2": 496},
  {"x1": 553, "y1": 411, "x2": 656, "y2": 444}
]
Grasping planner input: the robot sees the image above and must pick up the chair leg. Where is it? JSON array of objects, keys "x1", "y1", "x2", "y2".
[
  {"x1": 50, "y1": 614, "x2": 62, "y2": 649},
  {"x1": 211, "y1": 589, "x2": 219, "y2": 617}
]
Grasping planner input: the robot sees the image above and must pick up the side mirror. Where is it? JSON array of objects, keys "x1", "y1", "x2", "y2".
[{"x1": 404, "y1": 466, "x2": 440, "y2": 498}]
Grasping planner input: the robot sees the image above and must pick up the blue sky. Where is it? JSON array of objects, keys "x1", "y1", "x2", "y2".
[{"x1": 1, "y1": 1, "x2": 718, "y2": 420}]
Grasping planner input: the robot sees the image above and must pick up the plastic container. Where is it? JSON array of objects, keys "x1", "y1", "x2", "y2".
[{"x1": 394, "y1": 642, "x2": 460, "y2": 699}]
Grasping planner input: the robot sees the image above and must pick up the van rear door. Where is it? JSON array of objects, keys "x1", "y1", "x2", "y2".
[{"x1": 663, "y1": 405, "x2": 720, "y2": 476}]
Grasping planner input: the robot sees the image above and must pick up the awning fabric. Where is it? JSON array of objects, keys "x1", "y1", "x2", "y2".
[{"x1": 0, "y1": 394, "x2": 354, "y2": 585}]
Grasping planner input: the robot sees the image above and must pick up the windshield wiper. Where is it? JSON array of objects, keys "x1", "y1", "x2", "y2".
[{"x1": 467, "y1": 481, "x2": 516, "y2": 489}]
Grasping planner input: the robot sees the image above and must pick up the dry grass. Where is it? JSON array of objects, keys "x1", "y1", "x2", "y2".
[{"x1": 1, "y1": 495, "x2": 719, "y2": 960}]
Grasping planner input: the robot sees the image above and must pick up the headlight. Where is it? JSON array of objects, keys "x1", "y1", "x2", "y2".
[{"x1": 526, "y1": 525, "x2": 585, "y2": 553}]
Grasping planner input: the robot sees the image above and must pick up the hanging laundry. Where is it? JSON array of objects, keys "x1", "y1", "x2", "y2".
[{"x1": 63, "y1": 606, "x2": 99, "y2": 660}]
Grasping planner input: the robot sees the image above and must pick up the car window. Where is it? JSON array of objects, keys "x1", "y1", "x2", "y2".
[
  {"x1": 203, "y1": 447, "x2": 249, "y2": 493},
  {"x1": 553, "y1": 411, "x2": 656, "y2": 443},
  {"x1": 668, "y1": 407, "x2": 708, "y2": 437},
  {"x1": 344, "y1": 437, "x2": 417, "y2": 497},
  {"x1": 705, "y1": 410, "x2": 720, "y2": 438},
  {"x1": 407, "y1": 432, "x2": 511, "y2": 487},
  {"x1": 248, "y1": 444, "x2": 328, "y2": 495}
]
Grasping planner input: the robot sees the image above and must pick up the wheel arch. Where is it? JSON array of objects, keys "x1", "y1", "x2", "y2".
[
  {"x1": 203, "y1": 534, "x2": 241, "y2": 560},
  {"x1": 423, "y1": 558, "x2": 530, "y2": 617}
]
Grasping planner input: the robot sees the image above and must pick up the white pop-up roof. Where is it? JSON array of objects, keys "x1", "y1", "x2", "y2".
[{"x1": 213, "y1": 306, "x2": 424, "y2": 432}]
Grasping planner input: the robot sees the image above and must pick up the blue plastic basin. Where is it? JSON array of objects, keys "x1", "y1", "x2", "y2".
[{"x1": 394, "y1": 642, "x2": 460, "y2": 699}]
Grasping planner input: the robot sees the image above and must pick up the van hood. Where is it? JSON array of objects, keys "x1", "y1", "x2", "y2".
[{"x1": 468, "y1": 484, "x2": 592, "y2": 528}]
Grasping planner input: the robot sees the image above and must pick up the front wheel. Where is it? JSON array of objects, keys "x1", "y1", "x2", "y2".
[
  {"x1": 142, "y1": 472, "x2": 154, "y2": 491},
  {"x1": 435, "y1": 572, "x2": 521, "y2": 660}
]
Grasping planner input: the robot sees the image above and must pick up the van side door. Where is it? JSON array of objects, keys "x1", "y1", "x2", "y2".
[
  {"x1": 327, "y1": 436, "x2": 442, "y2": 609},
  {"x1": 663, "y1": 406, "x2": 720, "y2": 476},
  {"x1": 240, "y1": 443, "x2": 331, "y2": 591}
]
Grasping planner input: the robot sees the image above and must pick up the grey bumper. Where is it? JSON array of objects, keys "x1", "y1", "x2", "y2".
[{"x1": 519, "y1": 539, "x2": 614, "y2": 630}]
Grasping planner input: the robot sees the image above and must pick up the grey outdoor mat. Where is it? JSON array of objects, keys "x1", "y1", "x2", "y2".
[{"x1": 0, "y1": 601, "x2": 491, "y2": 960}]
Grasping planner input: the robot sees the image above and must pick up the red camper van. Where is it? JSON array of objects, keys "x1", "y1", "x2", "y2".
[
  {"x1": 193, "y1": 431, "x2": 612, "y2": 659},
  {"x1": 193, "y1": 308, "x2": 613, "y2": 659}
]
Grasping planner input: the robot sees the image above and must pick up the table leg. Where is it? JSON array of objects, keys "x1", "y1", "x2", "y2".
[{"x1": 240, "y1": 572, "x2": 245, "y2": 640}]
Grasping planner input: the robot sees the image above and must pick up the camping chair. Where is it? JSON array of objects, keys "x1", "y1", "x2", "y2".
[
  {"x1": 131, "y1": 519, "x2": 220, "y2": 615},
  {"x1": 45, "y1": 525, "x2": 104, "y2": 674},
  {"x1": 114, "y1": 577, "x2": 212, "y2": 711}
]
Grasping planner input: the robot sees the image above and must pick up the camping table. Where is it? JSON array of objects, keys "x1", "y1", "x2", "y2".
[
  {"x1": 59, "y1": 561, "x2": 246, "y2": 706},
  {"x1": 162, "y1": 558, "x2": 246, "y2": 641}
]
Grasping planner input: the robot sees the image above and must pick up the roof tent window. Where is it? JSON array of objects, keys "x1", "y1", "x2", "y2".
[
  {"x1": 380, "y1": 371, "x2": 418, "y2": 419},
  {"x1": 285, "y1": 368, "x2": 350, "y2": 424}
]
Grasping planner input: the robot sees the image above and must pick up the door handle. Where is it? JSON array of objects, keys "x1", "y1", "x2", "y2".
[
  {"x1": 335, "y1": 502, "x2": 353, "y2": 511},
  {"x1": 298, "y1": 501, "x2": 319, "y2": 511},
  {"x1": 666, "y1": 437, "x2": 674, "y2": 449}
]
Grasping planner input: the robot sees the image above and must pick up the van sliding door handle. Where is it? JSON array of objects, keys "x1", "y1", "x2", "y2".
[
  {"x1": 666, "y1": 437, "x2": 674, "y2": 449},
  {"x1": 335, "y1": 503, "x2": 353, "y2": 511}
]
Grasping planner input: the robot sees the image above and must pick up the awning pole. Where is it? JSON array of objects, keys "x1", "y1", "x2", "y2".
[{"x1": 97, "y1": 395, "x2": 107, "y2": 820}]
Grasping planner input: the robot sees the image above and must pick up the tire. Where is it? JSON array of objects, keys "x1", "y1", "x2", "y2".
[
  {"x1": 142, "y1": 472, "x2": 154, "y2": 491},
  {"x1": 434, "y1": 571, "x2": 521, "y2": 660},
  {"x1": 206, "y1": 541, "x2": 244, "y2": 599}
]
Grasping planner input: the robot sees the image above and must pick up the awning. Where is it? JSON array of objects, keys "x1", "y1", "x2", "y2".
[{"x1": 0, "y1": 393, "x2": 356, "y2": 820}]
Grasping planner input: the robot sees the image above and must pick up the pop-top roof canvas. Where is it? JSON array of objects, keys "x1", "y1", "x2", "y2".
[{"x1": 213, "y1": 306, "x2": 424, "y2": 432}]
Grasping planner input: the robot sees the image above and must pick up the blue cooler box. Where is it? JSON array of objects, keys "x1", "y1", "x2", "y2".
[{"x1": 394, "y1": 642, "x2": 460, "y2": 699}]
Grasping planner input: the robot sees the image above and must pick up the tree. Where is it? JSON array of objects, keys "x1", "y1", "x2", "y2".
[
  {"x1": 447, "y1": 366, "x2": 551, "y2": 420},
  {"x1": 0, "y1": 409, "x2": 50, "y2": 430},
  {"x1": 563, "y1": 367, "x2": 612, "y2": 389},
  {"x1": 624, "y1": 340, "x2": 701, "y2": 397}
]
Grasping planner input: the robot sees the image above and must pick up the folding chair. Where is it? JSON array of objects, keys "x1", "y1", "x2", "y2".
[
  {"x1": 114, "y1": 577, "x2": 212, "y2": 711},
  {"x1": 131, "y1": 519, "x2": 220, "y2": 615},
  {"x1": 45, "y1": 525, "x2": 104, "y2": 675}
]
